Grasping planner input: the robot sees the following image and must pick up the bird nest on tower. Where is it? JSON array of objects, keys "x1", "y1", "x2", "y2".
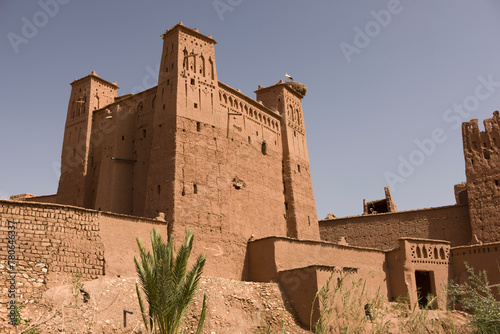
[{"x1": 285, "y1": 81, "x2": 307, "y2": 97}]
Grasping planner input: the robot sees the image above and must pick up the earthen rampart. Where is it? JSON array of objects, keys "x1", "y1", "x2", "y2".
[{"x1": 319, "y1": 204, "x2": 471, "y2": 250}]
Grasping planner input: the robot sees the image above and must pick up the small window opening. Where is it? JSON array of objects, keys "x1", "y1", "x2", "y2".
[
  {"x1": 495, "y1": 180, "x2": 499, "y2": 186},
  {"x1": 194, "y1": 103, "x2": 198, "y2": 108},
  {"x1": 182, "y1": 187, "x2": 185, "y2": 196},
  {"x1": 193, "y1": 184, "x2": 198, "y2": 194},
  {"x1": 167, "y1": 79, "x2": 170, "y2": 85},
  {"x1": 285, "y1": 202, "x2": 288, "y2": 210},
  {"x1": 143, "y1": 129, "x2": 147, "y2": 138},
  {"x1": 191, "y1": 78, "x2": 195, "y2": 85},
  {"x1": 248, "y1": 136, "x2": 251, "y2": 144},
  {"x1": 297, "y1": 164, "x2": 301, "y2": 173},
  {"x1": 157, "y1": 185, "x2": 161, "y2": 194},
  {"x1": 261, "y1": 141, "x2": 267, "y2": 155},
  {"x1": 122, "y1": 135, "x2": 125, "y2": 141},
  {"x1": 163, "y1": 104, "x2": 165, "y2": 110},
  {"x1": 196, "y1": 122, "x2": 201, "y2": 132}
]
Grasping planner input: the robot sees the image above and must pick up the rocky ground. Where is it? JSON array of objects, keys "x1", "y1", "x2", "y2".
[
  {"x1": 7, "y1": 275, "x2": 308, "y2": 333},
  {"x1": 4, "y1": 275, "x2": 471, "y2": 333}
]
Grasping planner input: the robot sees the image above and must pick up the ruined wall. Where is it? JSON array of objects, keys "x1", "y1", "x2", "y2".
[
  {"x1": 462, "y1": 112, "x2": 500, "y2": 242},
  {"x1": 0, "y1": 200, "x2": 104, "y2": 327},
  {"x1": 319, "y1": 205, "x2": 471, "y2": 250}
]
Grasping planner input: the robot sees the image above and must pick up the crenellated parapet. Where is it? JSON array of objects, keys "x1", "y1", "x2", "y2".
[
  {"x1": 462, "y1": 111, "x2": 500, "y2": 243},
  {"x1": 462, "y1": 111, "x2": 500, "y2": 173}
]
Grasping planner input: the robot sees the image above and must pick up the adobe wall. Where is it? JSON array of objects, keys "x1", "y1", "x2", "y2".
[
  {"x1": 0, "y1": 199, "x2": 171, "y2": 302},
  {"x1": 57, "y1": 73, "x2": 119, "y2": 208},
  {"x1": 23, "y1": 194, "x2": 58, "y2": 204},
  {"x1": 247, "y1": 237, "x2": 388, "y2": 297},
  {"x1": 169, "y1": 84, "x2": 288, "y2": 280},
  {"x1": 278, "y1": 266, "x2": 319, "y2": 326},
  {"x1": 0, "y1": 200, "x2": 104, "y2": 327},
  {"x1": 386, "y1": 239, "x2": 451, "y2": 309},
  {"x1": 319, "y1": 205, "x2": 471, "y2": 250},
  {"x1": 249, "y1": 237, "x2": 388, "y2": 326},
  {"x1": 90, "y1": 88, "x2": 157, "y2": 216},
  {"x1": 450, "y1": 242, "x2": 500, "y2": 289},
  {"x1": 97, "y1": 212, "x2": 169, "y2": 277},
  {"x1": 462, "y1": 112, "x2": 500, "y2": 243},
  {"x1": 256, "y1": 84, "x2": 320, "y2": 240}
]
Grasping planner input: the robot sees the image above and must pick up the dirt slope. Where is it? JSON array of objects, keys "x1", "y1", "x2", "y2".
[{"x1": 12, "y1": 275, "x2": 309, "y2": 333}]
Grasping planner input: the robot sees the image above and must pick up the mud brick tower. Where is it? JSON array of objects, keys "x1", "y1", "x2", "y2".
[
  {"x1": 462, "y1": 111, "x2": 500, "y2": 242},
  {"x1": 54, "y1": 23, "x2": 319, "y2": 278}
]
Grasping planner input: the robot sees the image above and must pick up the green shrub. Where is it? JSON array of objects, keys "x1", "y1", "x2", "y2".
[
  {"x1": 135, "y1": 229, "x2": 207, "y2": 334},
  {"x1": 461, "y1": 263, "x2": 500, "y2": 334}
]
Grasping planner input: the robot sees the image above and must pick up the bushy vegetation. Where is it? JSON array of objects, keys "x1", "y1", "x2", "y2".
[
  {"x1": 455, "y1": 263, "x2": 500, "y2": 334},
  {"x1": 135, "y1": 229, "x2": 206, "y2": 334},
  {"x1": 309, "y1": 265, "x2": 500, "y2": 334},
  {"x1": 310, "y1": 270, "x2": 390, "y2": 334}
]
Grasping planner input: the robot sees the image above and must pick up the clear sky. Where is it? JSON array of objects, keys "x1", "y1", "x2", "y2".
[{"x1": 1, "y1": 1, "x2": 500, "y2": 219}]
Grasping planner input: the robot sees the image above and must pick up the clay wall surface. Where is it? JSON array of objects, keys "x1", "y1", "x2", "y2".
[
  {"x1": 23, "y1": 194, "x2": 58, "y2": 204},
  {"x1": 256, "y1": 84, "x2": 320, "y2": 240},
  {"x1": 462, "y1": 112, "x2": 500, "y2": 242},
  {"x1": 0, "y1": 200, "x2": 104, "y2": 327},
  {"x1": 278, "y1": 266, "x2": 319, "y2": 326},
  {"x1": 248, "y1": 237, "x2": 388, "y2": 297},
  {"x1": 170, "y1": 96, "x2": 287, "y2": 279},
  {"x1": 450, "y1": 242, "x2": 500, "y2": 288},
  {"x1": 387, "y1": 239, "x2": 451, "y2": 309},
  {"x1": 141, "y1": 24, "x2": 319, "y2": 279},
  {"x1": 90, "y1": 88, "x2": 157, "y2": 216},
  {"x1": 57, "y1": 73, "x2": 119, "y2": 208},
  {"x1": 98, "y1": 213, "x2": 168, "y2": 277},
  {"x1": 320, "y1": 205, "x2": 471, "y2": 250}
]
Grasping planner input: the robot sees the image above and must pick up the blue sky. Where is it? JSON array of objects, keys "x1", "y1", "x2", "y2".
[{"x1": 1, "y1": 1, "x2": 500, "y2": 219}]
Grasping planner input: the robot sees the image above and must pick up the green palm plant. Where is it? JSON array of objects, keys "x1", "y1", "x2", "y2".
[{"x1": 134, "y1": 229, "x2": 207, "y2": 334}]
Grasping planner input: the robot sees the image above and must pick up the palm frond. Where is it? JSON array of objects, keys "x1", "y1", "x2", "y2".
[{"x1": 135, "y1": 229, "x2": 206, "y2": 334}]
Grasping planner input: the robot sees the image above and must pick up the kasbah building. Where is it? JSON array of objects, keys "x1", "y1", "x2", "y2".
[{"x1": 1, "y1": 22, "x2": 499, "y2": 327}]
